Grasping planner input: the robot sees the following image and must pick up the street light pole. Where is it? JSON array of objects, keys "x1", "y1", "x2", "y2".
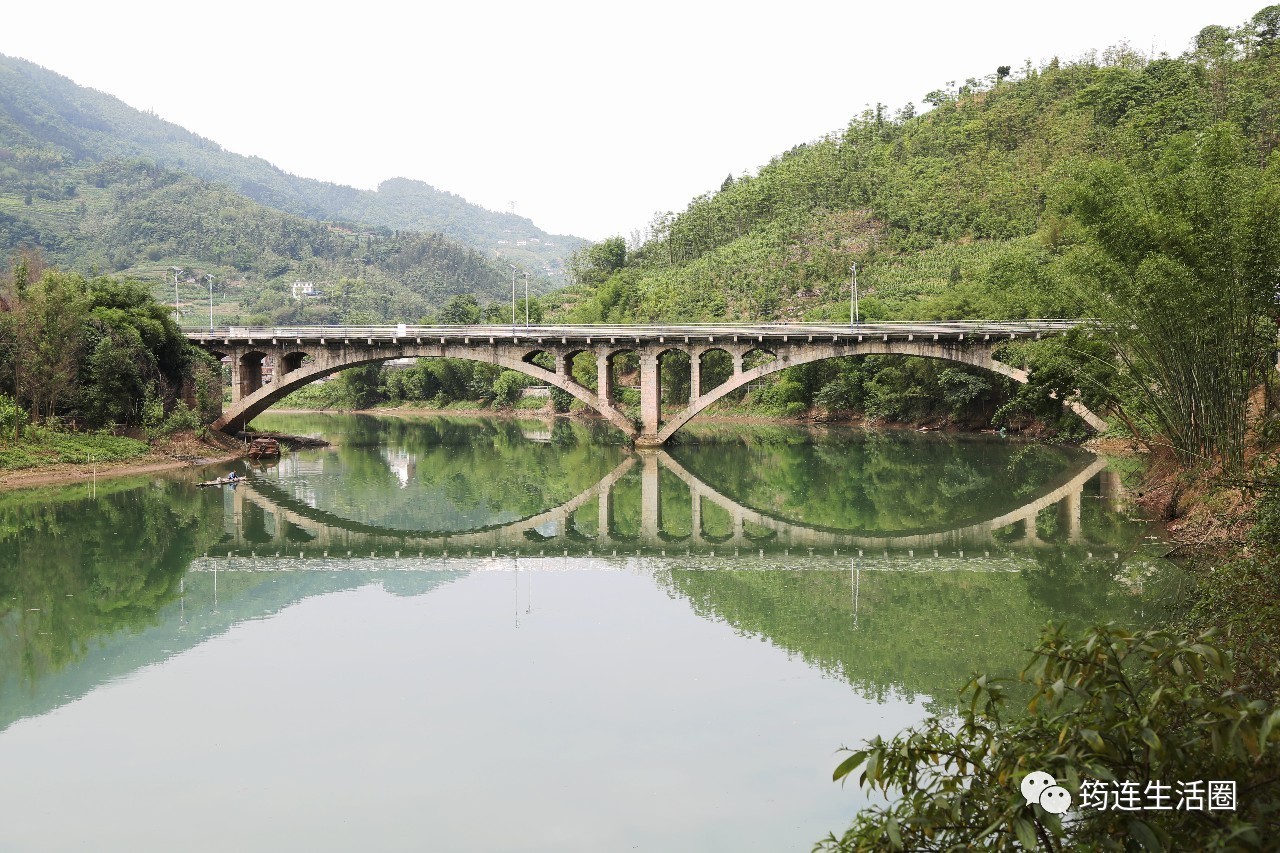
[
  {"x1": 523, "y1": 271, "x2": 529, "y2": 328},
  {"x1": 850, "y1": 264, "x2": 860, "y2": 327},
  {"x1": 207, "y1": 274, "x2": 214, "y2": 331}
]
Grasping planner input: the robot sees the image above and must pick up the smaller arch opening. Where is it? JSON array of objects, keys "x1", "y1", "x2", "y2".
[
  {"x1": 743, "y1": 348, "x2": 777, "y2": 370},
  {"x1": 698, "y1": 348, "x2": 733, "y2": 395},
  {"x1": 658, "y1": 349, "x2": 691, "y2": 407},
  {"x1": 239, "y1": 351, "x2": 267, "y2": 397},
  {"x1": 280, "y1": 351, "x2": 309, "y2": 376},
  {"x1": 562, "y1": 349, "x2": 592, "y2": 387},
  {"x1": 606, "y1": 349, "x2": 640, "y2": 409},
  {"x1": 521, "y1": 350, "x2": 555, "y2": 370}
]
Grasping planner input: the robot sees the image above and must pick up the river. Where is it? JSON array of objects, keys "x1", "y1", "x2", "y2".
[{"x1": 0, "y1": 414, "x2": 1183, "y2": 851}]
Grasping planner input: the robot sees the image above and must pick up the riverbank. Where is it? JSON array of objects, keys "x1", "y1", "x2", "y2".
[
  {"x1": 0, "y1": 430, "x2": 243, "y2": 491},
  {"x1": 269, "y1": 402, "x2": 1038, "y2": 438}
]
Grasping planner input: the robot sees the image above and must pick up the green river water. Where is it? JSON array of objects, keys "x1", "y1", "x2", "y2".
[{"x1": 0, "y1": 414, "x2": 1183, "y2": 851}]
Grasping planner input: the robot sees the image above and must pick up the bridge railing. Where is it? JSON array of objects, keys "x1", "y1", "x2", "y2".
[{"x1": 185, "y1": 319, "x2": 1089, "y2": 340}]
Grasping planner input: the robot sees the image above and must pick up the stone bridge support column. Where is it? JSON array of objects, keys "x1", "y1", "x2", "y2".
[
  {"x1": 691, "y1": 493, "x2": 703, "y2": 546},
  {"x1": 689, "y1": 351, "x2": 701, "y2": 402},
  {"x1": 1099, "y1": 470, "x2": 1122, "y2": 513},
  {"x1": 639, "y1": 351, "x2": 662, "y2": 444},
  {"x1": 597, "y1": 488, "x2": 613, "y2": 544},
  {"x1": 1023, "y1": 515, "x2": 1039, "y2": 547},
  {"x1": 228, "y1": 350, "x2": 244, "y2": 404},
  {"x1": 596, "y1": 350, "x2": 614, "y2": 405}
]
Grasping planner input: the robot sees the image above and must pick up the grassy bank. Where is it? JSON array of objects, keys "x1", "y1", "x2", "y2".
[
  {"x1": 0, "y1": 428, "x2": 243, "y2": 490},
  {"x1": 0, "y1": 428, "x2": 149, "y2": 470}
]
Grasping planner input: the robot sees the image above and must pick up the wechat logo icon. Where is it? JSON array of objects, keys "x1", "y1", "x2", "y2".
[{"x1": 1021, "y1": 770, "x2": 1072, "y2": 815}]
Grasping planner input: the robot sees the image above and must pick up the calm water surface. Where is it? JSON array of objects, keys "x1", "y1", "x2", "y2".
[{"x1": 0, "y1": 415, "x2": 1182, "y2": 851}]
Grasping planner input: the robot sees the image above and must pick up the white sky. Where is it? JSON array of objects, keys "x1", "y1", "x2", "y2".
[{"x1": 0, "y1": 1, "x2": 1267, "y2": 241}]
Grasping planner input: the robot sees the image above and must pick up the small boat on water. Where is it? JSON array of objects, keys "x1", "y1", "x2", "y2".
[
  {"x1": 248, "y1": 437, "x2": 281, "y2": 459},
  {"x1": 197, "y1": 476, "x2": 242, "y2": 488}
]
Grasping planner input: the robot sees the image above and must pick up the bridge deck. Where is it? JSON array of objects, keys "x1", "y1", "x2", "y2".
[{"x1": 186, "y1": 320, "x2": 1083, "y2": 345}]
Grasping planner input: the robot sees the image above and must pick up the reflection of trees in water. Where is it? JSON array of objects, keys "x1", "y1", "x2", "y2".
[
  {"x1": 0, "y1": 481, "x2": 226, "y2": 683},
  {"x1": 659, "y1": 553, "x2": 1182, "y2": 714}
]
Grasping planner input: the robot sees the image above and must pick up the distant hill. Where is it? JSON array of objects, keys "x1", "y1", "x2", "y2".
[{"x1": 0, "y1": 53, "x2": 586, "y2": 310}]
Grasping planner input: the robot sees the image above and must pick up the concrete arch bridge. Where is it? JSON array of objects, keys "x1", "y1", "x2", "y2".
[{"x1": 187, "y1": 322, "x2": 1105, "y2": 446}]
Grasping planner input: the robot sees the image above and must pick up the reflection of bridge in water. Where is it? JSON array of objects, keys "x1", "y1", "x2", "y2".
[{"x1": 200, "y1": 451, "x2": 1124, "y2": 566}]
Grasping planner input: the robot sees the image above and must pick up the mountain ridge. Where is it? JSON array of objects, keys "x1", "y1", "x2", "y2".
[{"x1": 0, "y1": 53, "x2": 585, "y2": 276}]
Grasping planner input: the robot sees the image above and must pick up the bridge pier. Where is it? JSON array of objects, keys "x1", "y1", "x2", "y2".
[{"x1": 640, "y1": 352, "x2": 662, "y2": 443}]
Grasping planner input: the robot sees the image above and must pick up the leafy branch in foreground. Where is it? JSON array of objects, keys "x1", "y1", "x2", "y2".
[{"x1": 819, "y1": 624, "x2": 1280, "y2": 851}]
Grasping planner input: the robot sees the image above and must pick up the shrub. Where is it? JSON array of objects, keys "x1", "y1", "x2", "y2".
[{"x1": 820, "y1": 624, "x2": 1280, "y2": 851}]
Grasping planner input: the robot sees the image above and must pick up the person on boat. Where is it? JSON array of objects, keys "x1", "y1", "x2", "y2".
[{"x1": 226, "y1": 471, "x2": 240, "y2": 482}]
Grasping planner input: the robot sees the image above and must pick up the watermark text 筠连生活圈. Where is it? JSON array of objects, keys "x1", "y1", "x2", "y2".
[{"x1": 1076, "y1": 779, "x2": 1236, "y2": 812}]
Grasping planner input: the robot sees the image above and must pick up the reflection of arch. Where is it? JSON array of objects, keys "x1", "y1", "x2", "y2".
[
  {"x1": 217, "y1": 449, "x2": 1108, "y2": 557},
  {"x1": 655, "y1": 451, "x2": 1108, "y2": 550},
  {"x1": 229, "y1": 456, "x2": 638, "y2": 550}
]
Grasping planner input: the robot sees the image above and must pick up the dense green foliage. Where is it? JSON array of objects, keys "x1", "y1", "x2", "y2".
[
  {"x1": 0, "y1": 264, "x2": 217, "y2": 437},
  {"x1": 1056, "y1": 125, "x2": 1280, "y2": 469},
  {"x1": 0, "y1": 53, "x2": 584, "y2": 279},
  {"x1": 0, "y1": 476, "x2": 226, "y2": 685}
]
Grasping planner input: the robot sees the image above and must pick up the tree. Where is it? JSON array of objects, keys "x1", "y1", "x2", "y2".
[
  {"x1": 16, "y1": 271, "x2": 88, "y2": 421},
  {"x1": 1059, "y1": 124, "x2": 1280, "y2": 470},
  {"x1": 340, "y1": 362, "x2": 384, "y2": 409},
  {"x1": 567, "y1": 236, "x2": 627, "y2": 286},
  {"x1": 437, "y1": 294, "x2": 482, "y2": 325}
]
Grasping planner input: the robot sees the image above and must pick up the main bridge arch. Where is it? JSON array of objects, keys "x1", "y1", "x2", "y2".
[
  {"x1": 188, "y1": 323, "x2": 1103, "y2": 443},
  {"x1": 207, "y1": 339, "x2": 636, "y2": 435}
]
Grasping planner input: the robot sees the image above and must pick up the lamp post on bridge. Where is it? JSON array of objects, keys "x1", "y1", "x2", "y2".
[
  {"x1": 523, "y1": 271, "x2": 529, "y2": 329},
  {"x1": 850, "y1": 264, "x2": 860, "y2": 327},
  {"x1": 207, "y1": 273, "x2": 215, "y2": 331}
]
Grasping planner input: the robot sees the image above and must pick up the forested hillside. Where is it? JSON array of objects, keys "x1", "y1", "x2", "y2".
[
  {"x1": 0, "y1": 54, "x2": 584, "y2": 272},
  {"x1": 0, "y1": 53, "x2": 582, "y2": 323},
  {"x1": 547, "y1": 7, "x2": 1280, "y2": 435},
  {"x1": 557, "y1": 19, "x2": 1278, "y2": 325}
]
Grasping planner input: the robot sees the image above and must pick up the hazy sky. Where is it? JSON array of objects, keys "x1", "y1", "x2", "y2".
[{"x1": 0, "y1": 1, "x2": 1267, "y2": 241}]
